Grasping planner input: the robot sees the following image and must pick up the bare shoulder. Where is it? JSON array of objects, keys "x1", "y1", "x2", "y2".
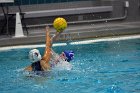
[
  {"x1": 40, "y1": 59, "x2": 50, "y2": 71},
  {"x1": 25, "y1": 65, "x2": 32, "y2": 71}
]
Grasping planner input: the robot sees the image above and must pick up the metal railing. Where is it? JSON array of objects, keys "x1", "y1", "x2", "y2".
[{"x1": 11, "y1": 0, "x2": 91, "y2": 6}]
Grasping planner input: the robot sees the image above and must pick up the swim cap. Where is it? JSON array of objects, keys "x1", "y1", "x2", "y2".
[
  {"x1": 29, "y1": 49, "x2": 42, "y2": 63},
  {"x1": 64, "y1": 50, "x2": 74, "y2": 62}
]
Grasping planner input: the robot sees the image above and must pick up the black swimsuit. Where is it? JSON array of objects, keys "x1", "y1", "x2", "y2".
[{"x1": 31, "y1": 61, "x2": 42, "y2": 71}]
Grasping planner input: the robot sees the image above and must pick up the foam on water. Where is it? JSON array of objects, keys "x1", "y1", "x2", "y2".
[{"x1": 53, "y1": 61, "x2": 72, "y2": 71}]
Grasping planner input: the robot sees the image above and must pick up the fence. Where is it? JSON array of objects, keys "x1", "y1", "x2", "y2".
[{"x1": 6, "y1": 0, "x2": 91, "y2": 6}]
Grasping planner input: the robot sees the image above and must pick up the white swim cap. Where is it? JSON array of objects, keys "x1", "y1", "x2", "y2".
[{"x1": 29, "y1": 49, "x2": 42, "y2": 63}]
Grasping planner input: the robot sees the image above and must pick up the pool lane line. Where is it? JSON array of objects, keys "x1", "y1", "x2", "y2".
[
  {"x1": 0, "y1": 35, "x2": 140, "y2": 51},
  {"x1": 70, "y1": 35, "x2": 140, "y2": 45},
  {"x1": 0, "y1": 43, "x2": 67, "y2": 51}
]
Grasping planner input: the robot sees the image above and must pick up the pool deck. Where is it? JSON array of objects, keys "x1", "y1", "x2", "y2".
[{"x1": 0, "y1": 21, "x2": 140, "y2": 47}]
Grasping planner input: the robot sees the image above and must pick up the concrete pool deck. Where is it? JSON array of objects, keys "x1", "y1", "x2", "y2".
[{"x1": 0, "y1": 21, "x2": 140, "y2": 47}]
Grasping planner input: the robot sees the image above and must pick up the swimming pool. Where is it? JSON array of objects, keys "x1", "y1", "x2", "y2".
[{"x1": 0, "y1": 37, "x2": 140, "y2": 93}]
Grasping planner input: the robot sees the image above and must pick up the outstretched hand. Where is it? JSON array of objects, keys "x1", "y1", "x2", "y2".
[{"x1": 45, "y1": 25, "x2": 64, "y2": 44}]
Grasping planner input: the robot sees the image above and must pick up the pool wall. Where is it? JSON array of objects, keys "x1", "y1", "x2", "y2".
[{"x1": 0, "y1": 22, "x2": 140, "y2": 47}]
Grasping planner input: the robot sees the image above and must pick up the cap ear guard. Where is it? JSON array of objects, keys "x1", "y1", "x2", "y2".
[
  {"x1": 64, "y1": 50, "x2": 74, "y2": 62},
  {"x1": 29, "y1": 49, "x2": 42, "y2": 63}
]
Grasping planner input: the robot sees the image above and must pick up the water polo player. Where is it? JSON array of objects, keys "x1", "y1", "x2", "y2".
[{"x1": 25, "y1": 26, "x2": 74, "y2": 71}]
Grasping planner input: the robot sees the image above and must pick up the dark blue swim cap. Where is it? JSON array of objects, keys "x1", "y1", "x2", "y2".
[{"x1": 64, "y1": 50, "x2": 74, "y2": 62}]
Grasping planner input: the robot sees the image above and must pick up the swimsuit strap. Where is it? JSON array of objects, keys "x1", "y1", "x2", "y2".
[{"x1": 31, "y1": 61, "x2": 42, "y2": 71}]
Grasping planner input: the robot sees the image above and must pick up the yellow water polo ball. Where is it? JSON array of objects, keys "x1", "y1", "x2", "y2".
[{"x1": 53, "y1": 17, "x2": 67, "y2": 32}]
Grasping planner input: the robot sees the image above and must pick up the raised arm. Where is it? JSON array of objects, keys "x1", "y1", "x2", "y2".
[
  {"x1": 41, "y1": 26, "x2": 62, "y2": 63},
  {"x1": 42, "y1": 26, "x2": 51, "y2": 62},
  {"x1": 51, "y1": 31, "x2": 62, "y2": 45}
]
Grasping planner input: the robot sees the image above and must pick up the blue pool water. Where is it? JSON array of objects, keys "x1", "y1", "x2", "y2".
[{"x1": 0, "y1": 38, "x2": 140, "y2": 93}]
